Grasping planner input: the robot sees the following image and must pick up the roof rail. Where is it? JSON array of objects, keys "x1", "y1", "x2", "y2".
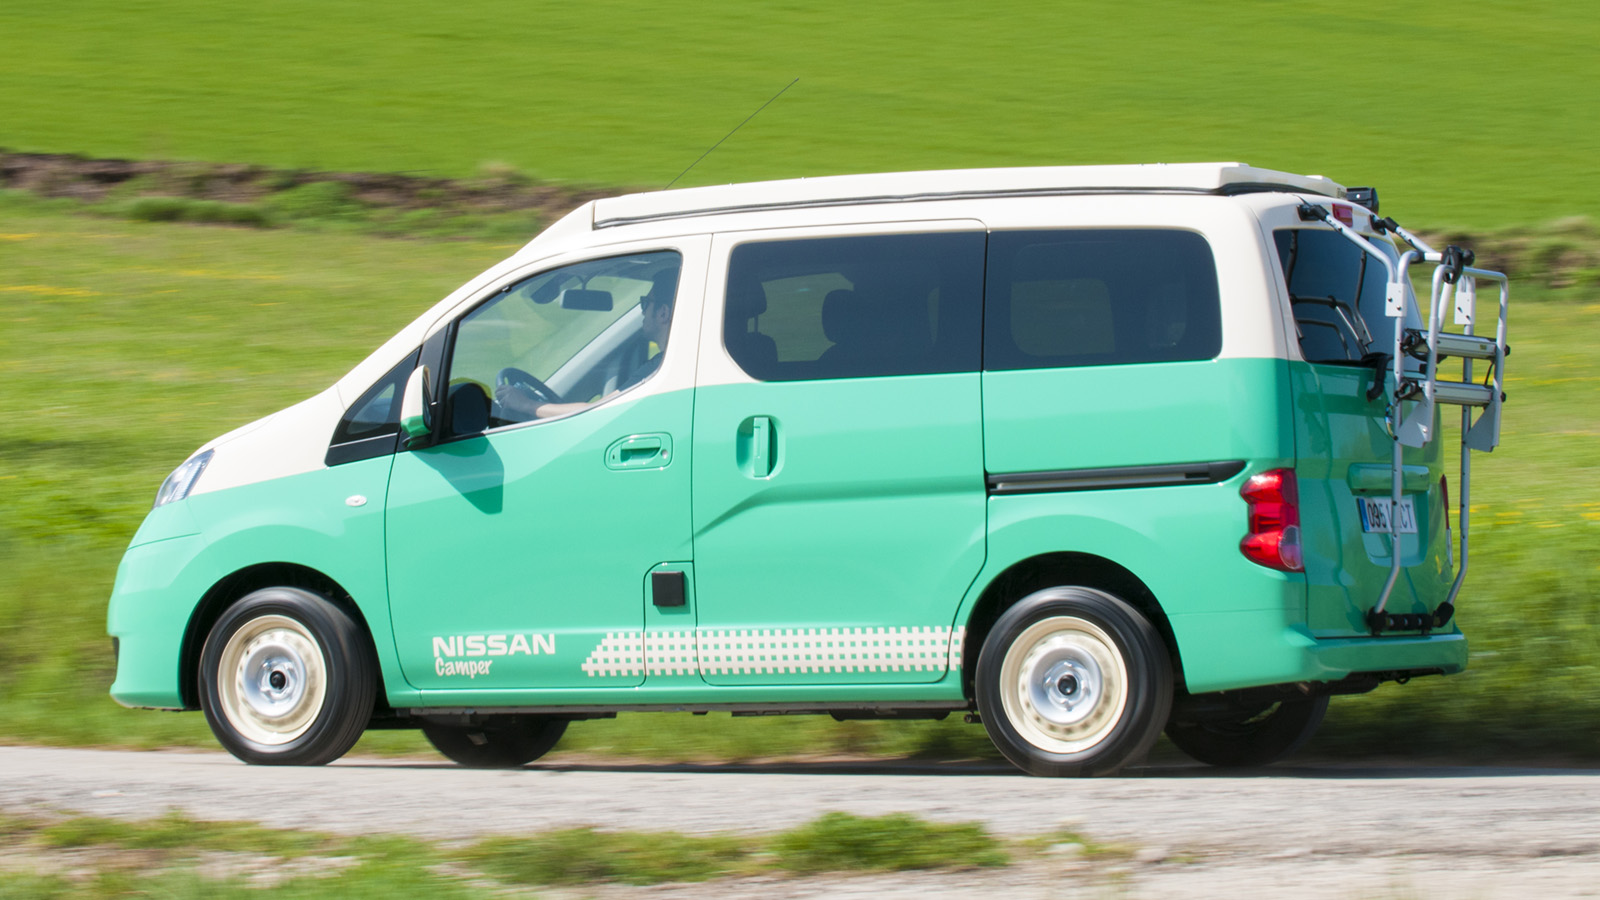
[{"x1": 591, "y1": 163, "x2": 1345, "y2": 229}]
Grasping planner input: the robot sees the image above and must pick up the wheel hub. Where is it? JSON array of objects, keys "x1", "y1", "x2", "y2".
[
  {"x1": 999, "y1": 616, "x2": 1130, "y2": 755},
  {"x1": 216, "y1": 615, "x2": 327, "y2": 746},
  {"x1": 1025, "y1": 642, "x2": 1103, "y2": 727}
]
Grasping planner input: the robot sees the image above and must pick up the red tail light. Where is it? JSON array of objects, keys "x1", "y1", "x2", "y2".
[{"x1": 1240, "y1": 468, "x2": 1304, "y2": 572}]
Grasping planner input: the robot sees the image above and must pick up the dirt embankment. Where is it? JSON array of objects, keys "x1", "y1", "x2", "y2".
[
  {"x1": 0, "y1": 150, "x2": 623, "y2": 224},
  {"x1": 3, "y1": 150, "x2": 1597, "y2": 287}
]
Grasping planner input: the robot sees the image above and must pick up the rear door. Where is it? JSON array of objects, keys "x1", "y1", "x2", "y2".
[
  {"x1": 1262, "y1": 208, "x2": 1452, "y2": 634},
  {"x1": 689, "y1": 224, "x2": 988, "y2": 686}
]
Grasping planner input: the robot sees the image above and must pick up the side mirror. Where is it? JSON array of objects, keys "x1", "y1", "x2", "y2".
[{"x1": 399, "y1": 366, "x2": 434, "y2": 448}]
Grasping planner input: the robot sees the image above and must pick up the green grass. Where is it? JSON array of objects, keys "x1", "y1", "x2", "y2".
[
  {"x1": 0, "y1": 198, "x2": 506, "y2": 749},
  {"x1": 36, "y1": 811, "x2": 334, "y2": 857},
  {"x1": 2, "y1": 1, "x2": 1597, "y2": 228},
  {"x1": 1311, "y1": 293, "x2": 1600, "y2": 759},
  {"x1": 0, "y1": 811, "x2": 1011, "y2": 895},
  {"x1": 773, "y1": 812, "x2": 1008, "y2": 873},
  {"x1": 1, "y1": 189, "x2": 1598, "y2": 763},
  {"x1": 461, "y1": 827, "x2": 759, "y2": 885}
]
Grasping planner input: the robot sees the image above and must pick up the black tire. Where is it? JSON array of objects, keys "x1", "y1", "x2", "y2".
[
  {"x1": 199, "y1": 586, "x2": 376, "y2": 766},
  {"x1": 975, "y1": 587, "x2": 1173, "y2": 777},
  {"x1": 422, "y1": 717, "x2": 569, "y2": 768},
  {"x1": 1166, "y1": 694, "x2": 1329, "y2": 767}
]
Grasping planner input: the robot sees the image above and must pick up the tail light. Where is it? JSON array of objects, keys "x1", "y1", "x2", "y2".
[{"x1": 1240, "y1": 468, "x2": 1304, "y2": 572}]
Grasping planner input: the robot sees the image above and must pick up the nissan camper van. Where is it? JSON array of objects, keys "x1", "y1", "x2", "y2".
[{"x1": 107, "y1": 163, "x2": 1509, "y2": 776}]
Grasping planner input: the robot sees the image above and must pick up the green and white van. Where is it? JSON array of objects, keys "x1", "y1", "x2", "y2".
[{"x1": 107, "y1": 163, "x2": 1509, "y2": 776}]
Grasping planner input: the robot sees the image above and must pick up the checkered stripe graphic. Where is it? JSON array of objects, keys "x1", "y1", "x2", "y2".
[
  {"x1": 580, "y1": 633, "x2": 645, "y2": 677},
  {"x1": 644, "y1": 631, "x2": 698, "y2": 676},
  {"x1": 581, "y1": 626, "x2": 968, "y2": 678}
]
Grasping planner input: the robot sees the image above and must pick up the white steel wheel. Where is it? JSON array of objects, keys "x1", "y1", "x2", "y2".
[
  {"x1": 200, "y1": 586, "x2": 375, "y2": 766},
  {"x1": 215, "y1": 614, "x2": 328, "y2": 746},
  {"x1": 998, "y1": 616, "x2": 1129, "y2": 755},
  {"x1": 976, "y1": 586, "x2": 1172, "y2": 777}
]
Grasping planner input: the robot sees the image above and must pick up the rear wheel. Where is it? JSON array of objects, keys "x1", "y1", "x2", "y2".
[
  {"x1": 422, "y1": 717, "x2": 569, "y2": 768},
  {"x1": 1165, "y1": 694, "x2": 1328, "y2": 767},
  {"x1": 975, "y1": 587, "x2": 1173, "y2": 777},
  {"x1": 200, "y1": 587, "x2": 376, "y2": 766}
]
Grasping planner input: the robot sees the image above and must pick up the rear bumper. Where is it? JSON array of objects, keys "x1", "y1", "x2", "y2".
[{"x1": 1171, "y1": 608, "x2": 1466, "y2": 694}]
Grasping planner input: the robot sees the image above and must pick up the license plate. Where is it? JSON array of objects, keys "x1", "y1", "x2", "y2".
[{"x1": 1358, "y1": 496, "x2": 1418, "y2": 534}]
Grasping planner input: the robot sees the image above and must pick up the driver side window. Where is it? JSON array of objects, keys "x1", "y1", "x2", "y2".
[{"x1": 444, "y1": 251, "x2": 681, "y2": 437}]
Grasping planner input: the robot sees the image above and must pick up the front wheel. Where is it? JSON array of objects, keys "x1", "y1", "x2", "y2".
[
  {"x1": 422, "y1": 717, "x2": 569, "y2": 768},
  {"x1": 1165, "y1": 694, "x2": 1328, "y2": 767},
  {"x1": 199, "y1": 587, "x2": 376, "y2": 766},
  {"x1": 975, "y1": 587, "x2": 1173, "y2": 777}
]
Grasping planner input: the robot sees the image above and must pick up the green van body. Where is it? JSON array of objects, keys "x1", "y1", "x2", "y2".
[{"x1": 107, "y1": 164, "x2": 1488, "y2": 773}]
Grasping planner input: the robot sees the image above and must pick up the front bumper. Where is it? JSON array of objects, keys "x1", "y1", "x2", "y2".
[{"x1": 106, "y1": 533, "x2": 208, "y2": 709}]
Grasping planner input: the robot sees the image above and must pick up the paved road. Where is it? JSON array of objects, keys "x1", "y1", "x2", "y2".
[{"x1": 5, "y1": 747, "x2": 1600, "y2": 897}]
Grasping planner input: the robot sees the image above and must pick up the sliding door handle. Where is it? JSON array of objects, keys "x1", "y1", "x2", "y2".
[{"x1": 738, "y1": 415, "x2": 778, "y2": 478}]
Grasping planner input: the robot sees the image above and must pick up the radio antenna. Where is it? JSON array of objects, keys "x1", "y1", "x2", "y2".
[{"x1": 667, "y1": 78, "x2": 799, "y2": 189}]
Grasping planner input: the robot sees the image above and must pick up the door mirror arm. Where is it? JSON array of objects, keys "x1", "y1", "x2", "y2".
[{"x1": 400, "y1": 365, "x2": 435, "y2": 449}]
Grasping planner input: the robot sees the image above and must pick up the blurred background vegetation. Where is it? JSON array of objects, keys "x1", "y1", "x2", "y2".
[{"x1": 0, "y1": 0, "x2": 1595, "y2": 763}]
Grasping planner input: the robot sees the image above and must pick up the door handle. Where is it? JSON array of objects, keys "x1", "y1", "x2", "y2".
[
  {"x1": 738, "y1": 415, "x2": 777, "y2": 478},
  {"x1": 605, "y1": 434, "x2": 671, "y2": 469}
]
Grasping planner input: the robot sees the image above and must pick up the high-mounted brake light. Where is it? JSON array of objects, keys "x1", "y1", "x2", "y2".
[
  {"x1": 1332, "y1": 203, "x2": 1354, "y2": 226},
  {"x1": 1240, "y1": 468, "x2": 1304, "y2": 572}
]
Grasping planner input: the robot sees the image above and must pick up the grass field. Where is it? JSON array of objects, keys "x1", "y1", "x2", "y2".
[
  {"x1": 2, "y1": 1, "x2": 1597, "y2": 228},
  {"x1": 0, "y1": 189, "x2": 1596, "y2": 763},
  {"x1": 0, "y1": 810, "x2": 1014, "y2": 895},
  {"x1": 1, "y1": 0, "x2": 1597, "y2": 763}
]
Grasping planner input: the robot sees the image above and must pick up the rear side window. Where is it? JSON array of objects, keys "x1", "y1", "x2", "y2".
[
  {"x1": 984, "y1": 230, "x2": 1222, "y2": 371},
  {"x1": 1275, "y1": 229, "x2": 1391, "y2": 364},
  {"x1": 724, "y1": 232, "x2": 985, "y2": 381}
]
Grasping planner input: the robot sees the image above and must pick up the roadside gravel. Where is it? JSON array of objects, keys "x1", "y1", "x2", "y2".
[{"x1": 4, "y1": 747, "x2": 1599, "y2": 898}]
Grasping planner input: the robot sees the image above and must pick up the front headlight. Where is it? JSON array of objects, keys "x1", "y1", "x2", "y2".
[{"x1": 153, "y1": 450, "x2": 214, "y2": 508}]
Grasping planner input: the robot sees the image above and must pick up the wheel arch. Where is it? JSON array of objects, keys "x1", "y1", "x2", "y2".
[
  {"x1": 959, "y1": 552, "x2": 1184, "y2": 700},
  {"x1": 179, "y1": 563, "x2": 386, "y2": 711}
]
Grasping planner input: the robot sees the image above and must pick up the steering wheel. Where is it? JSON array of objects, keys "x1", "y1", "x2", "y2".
[{"x1": 496, "y1": 367, "x2": 563, "y2": 405}]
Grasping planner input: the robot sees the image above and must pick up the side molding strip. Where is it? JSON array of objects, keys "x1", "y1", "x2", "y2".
[{"x1": 987, "y1": 460, "x2": 1247, "y2": 496}]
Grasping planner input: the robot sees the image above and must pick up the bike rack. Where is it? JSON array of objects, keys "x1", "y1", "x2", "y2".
[{"x1": 1296, "y1": 203, "x2": 1509, "y2": 635}]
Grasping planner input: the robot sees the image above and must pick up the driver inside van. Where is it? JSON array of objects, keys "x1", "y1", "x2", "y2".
[{"x1": 495, "y1": 266, "x2": 678, "y2": 420}]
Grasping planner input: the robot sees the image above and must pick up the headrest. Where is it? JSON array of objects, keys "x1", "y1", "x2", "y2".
[
  {"x1": 821, "y1": 289, "x2": 860, "y2": 343},
  {"x1": 725, "y1": 273, "x2": 768, "y2": 319}
]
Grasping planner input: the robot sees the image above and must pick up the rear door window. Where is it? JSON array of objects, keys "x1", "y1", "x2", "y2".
[
  {"x1": 984, "y1": 230, "x2": 1221, "y2": 371},
  {"x1": 1274, "y1": 229, "x2": 1397, "y2": 364}
]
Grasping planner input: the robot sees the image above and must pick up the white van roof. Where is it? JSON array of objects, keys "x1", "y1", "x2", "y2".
[{"x1": 592, "y1": 163, "x2": 1346, "y2": 229}]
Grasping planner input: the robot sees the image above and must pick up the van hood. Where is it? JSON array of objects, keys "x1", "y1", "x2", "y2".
[{"x1": 188, "y1": 388, "x2": 347, "y2": 497}]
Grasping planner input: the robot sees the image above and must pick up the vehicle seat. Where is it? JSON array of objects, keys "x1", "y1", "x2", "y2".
[
  {"x1": 448, "y1": 381, "x2": 491, "y2": 435},
  {"x1": 725, "y1": 283, "x2": 779, "y2": 379},
  {"x1": 818, "y1": 289, "x2": 877, "y2": 375}
]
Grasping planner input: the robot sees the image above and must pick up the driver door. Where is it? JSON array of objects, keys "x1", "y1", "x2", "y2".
[{"x1": 385, "y1": 239, "x2": 706, "y2": 693}]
